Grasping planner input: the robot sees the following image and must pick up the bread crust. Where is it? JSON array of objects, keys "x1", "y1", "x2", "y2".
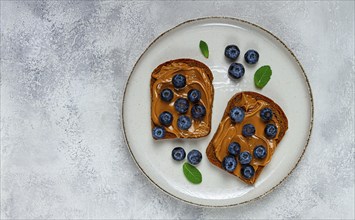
[
  {"x1": 150, "y1": 59, "x2": 214, "y2": 83},
  {"x1": 206, "y1": 91, "x2": 288, "y2": 184}
]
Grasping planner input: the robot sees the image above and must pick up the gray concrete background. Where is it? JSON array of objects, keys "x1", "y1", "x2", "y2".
[{"x1": 1, "y1": 1, "x2": 354, "y2": 219}]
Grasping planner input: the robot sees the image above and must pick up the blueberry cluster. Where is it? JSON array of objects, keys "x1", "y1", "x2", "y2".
[
  {"x1": 222, "y1": 141, "x2": 268, "y2": 179},
  {"x1": 172, "y1": 147, "x2": 202, "y2": 165},
  {"x1": 228, "y1": 106, "x2": 278, "y2": 138},
  {"x1": 224, "y1": 45, "x2": 259, "y2": 80},
  {"x1": 152, "y1": 74, "x2": 207, "y2": 139},
  {"x1": 260, "y1": 107, "x2": 278, "y2": 138},
  {"x1": 221, "y1": 107, "x2": 278, "y2": 179},
  {"x1": 222, "y1": 141, "x2": 257, "y2": 179}
]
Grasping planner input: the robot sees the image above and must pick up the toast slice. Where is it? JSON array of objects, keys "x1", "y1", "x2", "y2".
[
  {"x1": 206, "y1": 91, "x2": 288, "y2": 184},
  {"x1": 151, "y1": 59, "x2": 214, "y2": 139}
]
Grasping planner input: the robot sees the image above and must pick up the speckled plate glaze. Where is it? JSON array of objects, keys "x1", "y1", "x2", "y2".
[{"x1": 122, "y1": 17, "x2": 313, "y2": 207}]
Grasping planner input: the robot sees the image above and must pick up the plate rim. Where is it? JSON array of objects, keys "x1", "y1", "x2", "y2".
[{"x1": 121, "y1": 16, "x2": 314, "y2": 207}]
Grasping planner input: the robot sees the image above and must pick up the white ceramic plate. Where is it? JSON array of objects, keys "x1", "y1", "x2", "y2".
[{"x1": 122, "y1": 17, "x2": 313, "y2": 207}]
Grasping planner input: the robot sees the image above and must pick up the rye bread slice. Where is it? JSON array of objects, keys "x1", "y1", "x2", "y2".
[
  {"x1": 151, "y1": 59, "x2": 214, "y2": 139},
  {"x1": 206, "y1": 91, "x2": 288, "y2": 184}
]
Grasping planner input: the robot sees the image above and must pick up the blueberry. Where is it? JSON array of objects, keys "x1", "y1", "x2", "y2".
[
  {"x1": 224, "y1": 45, "x2": 240, "y2": 60},
  {"x1": 191, "y1": 104, "x2": 206, "y2": 120},
  {"x1": 260, "y1": 108, "x2": 273, "y2": 122},
  {"x1": 187, "y1": 149, "x2": 202, "y2": 165},
  {"x1": 228, "y1": 63, "x2": 245, "y2": 79},
  {"x1": 152, "y1": 126, "x2": 166, "y2": 139},
  {"x1": 241, "y1": 165, "x2": 255, "y2": 179},
  {"x1": 188, "y1": 89, "x2": 201, "y2": 103},
  {"x1": 174, "y1": 98, "x2": 189, "y2": 114},
  {"x1": 265, "y1": 124, "x2": 277, "y2": 138},
  {"x1": 222, "y1": 155, "x2": 237, "y2": 172},
  {"x1": 228, "y1": 142, "x2": 241, "y2": 156},
  {"x1": 172, "y1": 74, "x2": 186, "y2": 88},
  {"x1": 177, "y1": 115, "x2": 192, "y2": 130},
  {"x1": 244, "y1": 50, "x2": 259, "y2": 64},
  {"x1": 242, "y1": 124, "x2": 255, "y2": 137},
  {"x1": 172, "y1": 147, "x2": 186, "y2": 161},
  {"x1": 159, "y1": 111, "x2": 173, "y2": 126},
  {"x1": 239, "y1": 151, "x2": 252, "y2": 165},
  {"x1": 254, "y1": 145, "x2": 267, "y2": 159},
  {"x1": 160, "y1": 88, "x2": 173, "y2": 102},
  {"x1": 230, "y1": 107, "x2": 245, "y2": 123}
]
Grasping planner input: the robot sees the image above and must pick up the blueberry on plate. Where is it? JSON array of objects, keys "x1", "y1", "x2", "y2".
[
  {"x1": 174, "y1": 98, "x2": 189, "y2": 114},
  {"x1": 260, "y1": 108, "x2": 273, "y2": 122},
  {"x1": 187, "y1": 149, "x2": 202, "y2": 165},
  {"x1": 244, "y1": 50, "x2": 259, "y2": 64},
  {"x1": 160, "y1": 88, "x2": 173, "y2": 102},
  {"x1": 224, "y1": 45, "x2": 240, "y2": 60},
  {"x1": 191, "y1": 104, "x2": 206, "y2": 120},
  {"x1": 241, "y1": 165, "x2": 255, "y2": 179},
  {"x1": 230, "y1": 107, "x2": 245, "y2": 123},
  {"x1": 177, "y1": 115, "x2": 192, "y2": 130},
  {"x1": 242, "y1": 124, "x2": 255, "y2": 137},
  {"x1": 159, "y1": 111, "x2": 173, "y2": 126},
  {"x1": 172, "y1": 74, "x2": 186, "y2": 88},
  {"x1": 188, "y1": 89, "x2": 201, "y2": 103},
  {"x1": 228, "y1": 63, "x2": 245, "y2": 79},
  {"x1": 222, "y1": 155, "x2": 237, "y2": 172},
  {"x1": 152, "y1": 126, "x2": 166, "y2": 139},
  {"x1": 254, "y1": 145, "x2": 267, "y2": 159},
  {"x1": 239, "y1": 151, "x2": 252, "y2": 165},
  {"x1": 228, "y1": 142, "x2": 241, "y2": 156},
  {"x1": 265, "y1": 124, "x2": 277, "y2": 138},
  {"x1": 172, "y1": 147, "x2": 186, "y2": 161}
]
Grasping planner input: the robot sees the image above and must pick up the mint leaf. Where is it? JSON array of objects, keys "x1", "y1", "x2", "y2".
[
  {"x1": 254, "y1": 65, "x2": 272, "y2": 88},
  {"x1": 183, "y1": 162, "x2": 202, "y2": 184},
  {"x1": 199, "y1": 40, "x2": 209, "y2": 58}
]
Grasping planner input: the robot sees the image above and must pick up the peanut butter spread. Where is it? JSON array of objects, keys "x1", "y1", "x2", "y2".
[
  {"x1": 151, "y1": 62, "x2": 213, "y2": 138},
  {"x1": 212, "y1": 93, "x2": 281, "y2": 180}
]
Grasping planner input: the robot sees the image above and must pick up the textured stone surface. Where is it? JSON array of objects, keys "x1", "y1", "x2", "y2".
[{"x1": 1, "y1": 1, "x2": 354, "y2": 219}]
